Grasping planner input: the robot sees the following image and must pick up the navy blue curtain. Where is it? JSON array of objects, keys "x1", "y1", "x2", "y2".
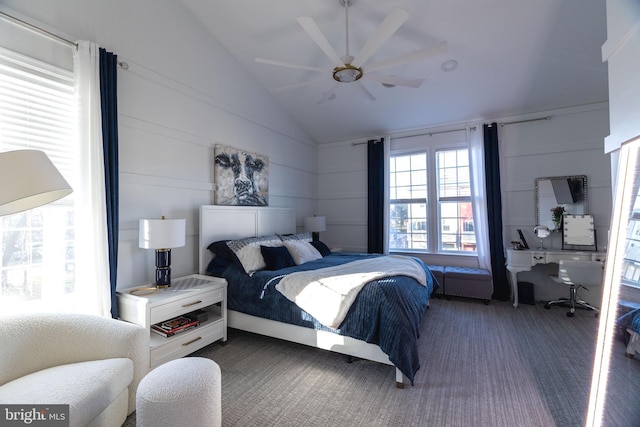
[
  {"x1": 483, "y1": 123, "x2": 509, "y2": 300},
  {"x1": 99, "y1": 49, "x2": 120, "y2": 318},
  {"x1": 367, "y1": 138, "x2": 384, "y2": 254}
]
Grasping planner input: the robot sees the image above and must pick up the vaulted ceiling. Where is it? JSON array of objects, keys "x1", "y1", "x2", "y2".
[{"x1": 179, "y1": 0, "x2": 608, "y2": 143}]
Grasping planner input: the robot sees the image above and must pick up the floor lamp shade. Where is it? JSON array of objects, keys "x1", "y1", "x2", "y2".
[
  {"x1": 0, "y1": 150, "x2": 72, "y2": 216},
  {"x1": 139, "y1": 218, "x2": 186, "y2": 287}
]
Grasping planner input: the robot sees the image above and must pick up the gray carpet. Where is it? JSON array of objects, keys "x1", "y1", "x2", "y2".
[{"x1": 124, "y1": 298, "x2": 640, "y2": 426}]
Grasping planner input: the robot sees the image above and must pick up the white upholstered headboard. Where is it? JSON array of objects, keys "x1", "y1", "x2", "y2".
[{"x1": 198, "y1": 205, "x2": 296, "y2": 274}]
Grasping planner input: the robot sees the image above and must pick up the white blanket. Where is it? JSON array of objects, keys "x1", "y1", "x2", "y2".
[{"x1": 275, "y1": 255, "x2": 427, "y2": 329}]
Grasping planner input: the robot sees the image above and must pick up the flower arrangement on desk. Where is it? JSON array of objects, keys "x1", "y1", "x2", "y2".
[{"x1": 551, "y1": 206, "x2": 565, "y2": 231}]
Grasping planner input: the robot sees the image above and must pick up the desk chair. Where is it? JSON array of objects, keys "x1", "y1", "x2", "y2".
[{"x1": 544, "y1": 259, "x2": 604, "y2": 317}]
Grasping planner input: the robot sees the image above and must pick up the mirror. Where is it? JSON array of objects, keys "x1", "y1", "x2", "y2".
[
  {"x1": 562, "y1": 213, "x2": 596, "y2": 249},
  {"x1": 533, "y1": 225, "x2": 550, "y2": 250},
  {"x1": 535, "y1": 175, "x2": 587, "y2": 229},
  {"x1": 586, "y1": 139, "x2": 640, "y2": 425}
]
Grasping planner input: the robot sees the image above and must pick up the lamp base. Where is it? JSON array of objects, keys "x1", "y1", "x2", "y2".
[
  {"x1": 155, "y1": 267, "x2": 171, "y2": 288},
  {"x1": 155, "y1": 249, "x2": 172, "y2": 287}
]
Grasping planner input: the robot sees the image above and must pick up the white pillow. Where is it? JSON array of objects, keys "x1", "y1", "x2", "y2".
[
  {"x1": 278, "y1": 232, "x2": 312, "y2": 243},
  {"x1": 227, "y1": 235, "x2": 281, "y2": 274},
  {"x1": 283, "y1": 240, "x2": 322, "y2": 265}
]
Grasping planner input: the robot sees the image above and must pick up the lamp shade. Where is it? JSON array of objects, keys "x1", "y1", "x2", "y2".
[
  {"x1": 139, "y1": 218, "x2": 186, "y2": 249},
  {"x1": 304, "y1": 216, "x2": 326, "y2": 233},
  {"x1": 0, "y1": 150, "x2": 72, "y2": 216}
]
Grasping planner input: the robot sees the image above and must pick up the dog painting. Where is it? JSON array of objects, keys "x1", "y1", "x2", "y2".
[{"x1": 214, "y1": 145, "x2": 269, "y2": 206}]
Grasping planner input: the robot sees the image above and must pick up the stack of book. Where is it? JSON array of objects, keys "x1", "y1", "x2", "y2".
[{"x1": 151, "y1": 315, "x2": 199, "y2": 337}]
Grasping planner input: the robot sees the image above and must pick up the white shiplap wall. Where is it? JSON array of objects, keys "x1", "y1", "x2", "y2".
[
  {"x1": 318, "y1": 102, "x2": 612, "y2": 284},
  {"x1": 2, "y1": 0, "x2": 319, "y2": 289}
]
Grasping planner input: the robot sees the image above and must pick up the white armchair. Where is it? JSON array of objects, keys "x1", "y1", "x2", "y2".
[{"x1": 0, "y1": 313, "x2": 149, "y2": 427}]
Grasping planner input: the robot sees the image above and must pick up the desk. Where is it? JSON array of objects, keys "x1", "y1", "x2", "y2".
[{"x1": 506, "y1": 249, "x2": 606, "y2": 308}]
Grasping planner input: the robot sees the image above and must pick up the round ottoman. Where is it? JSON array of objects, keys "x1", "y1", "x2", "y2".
[{"x1": 136, "y1": 357, "x2": 221, "y2": 427}]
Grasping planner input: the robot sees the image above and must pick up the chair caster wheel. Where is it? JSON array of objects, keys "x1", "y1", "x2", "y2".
[
  {"x1": 566, "y1": 312, "x2": 574, "y2": 317},
  {"x1": 544, "y1": 303, "x2": 551, "y2": 309}
]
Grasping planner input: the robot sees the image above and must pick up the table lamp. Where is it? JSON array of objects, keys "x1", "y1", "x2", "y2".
[
  {"x1": 304, "y1": 215, "x2": 326, "y2": 242},
  {"x1": 0, "y1": 149, "x2": 72, "y2": 216},
  {"x1": 139, "y1": 217, "x2": 186, "y2": 287}
]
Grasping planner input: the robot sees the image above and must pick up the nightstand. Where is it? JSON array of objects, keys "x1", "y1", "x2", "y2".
[{"x1": 117, "y1": 274, "x2": 227, "y2": 369}]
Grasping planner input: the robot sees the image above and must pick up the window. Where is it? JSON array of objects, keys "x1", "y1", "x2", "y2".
[
  {"x1": 389, "y1": 153, "x2": 428, "y2": 250},
  {"x1": 0, "y1": 47, "x2": 77, "y2": 312},
  {"x1": 437, "y1": 149, "x2": 475, "y2": 252},
  {"x1": 389, "y1": 146, "x2": 476, "y2": 254}
]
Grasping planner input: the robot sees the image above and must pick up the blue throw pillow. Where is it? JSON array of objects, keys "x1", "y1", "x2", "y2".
[
  {"x1": 207, "y1": 240, "x2": 234, "y2": 261},
  {"x1": 206, "y1": 256, "x2": 231, "y2": 277},
  {"x1": 310, "y1": 240, "x2": 332, "y2": 257},
  {"x1": 260, "y1": 245, "x2": 295, "y2": 270}
]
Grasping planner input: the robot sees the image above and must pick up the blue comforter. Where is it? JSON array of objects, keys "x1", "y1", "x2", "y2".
[{"x1": 222, "y1": 252, "x2": 436, "y2": 385}]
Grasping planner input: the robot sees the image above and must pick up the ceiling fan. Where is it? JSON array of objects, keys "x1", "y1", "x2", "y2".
[{"x1": 255, "y1": 0, "x2": 448, "y2": 103}]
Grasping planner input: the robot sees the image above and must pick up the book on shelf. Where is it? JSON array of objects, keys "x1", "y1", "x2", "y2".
[{"x1": 151, "y1": 316, "x2": 199, "y2": 337}]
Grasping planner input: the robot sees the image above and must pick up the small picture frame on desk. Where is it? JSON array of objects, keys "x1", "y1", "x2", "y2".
[{"x1": 517, "y1": 229, "x2": 529, "y2": 249}]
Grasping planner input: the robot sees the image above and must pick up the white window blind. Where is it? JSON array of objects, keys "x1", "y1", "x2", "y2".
[
  {"x1": 0, "y1": 46, "x2": 75, "y2": 177},
  {"x1": 0, "y1": 46, "x2": 77, "y2": 312}
]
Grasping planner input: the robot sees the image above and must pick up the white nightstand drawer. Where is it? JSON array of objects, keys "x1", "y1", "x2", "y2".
[
  {"x1": 149, "y1": 289, "x2": 224, "y2": 325},
  {"x1": 150, "y1": 320, "x2": 225, "y2": 368}
]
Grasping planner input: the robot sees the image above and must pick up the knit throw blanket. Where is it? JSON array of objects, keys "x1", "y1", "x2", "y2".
[{"x1": 275, "y1": 255, "x2": 426, "y2": 329}]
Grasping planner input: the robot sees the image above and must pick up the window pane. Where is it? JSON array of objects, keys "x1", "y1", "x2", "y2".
[
  {"x1": 437, "y1": 149, "x2": 471, "y2": 198},
  {"x1": 395, "y1": 156, "x2": 411, "y2": 171},
  {"x1": 389, "y1": 152, "x2": 428, "y2": 250},
  {"x1": 390, "y1": 203, "x2": 427, "y2": 250},
  {"x1": 437, "y1": 148, "x2": 475, "y2": 253},
  {"x1": 396, "y1": 171, "x2": 411, "y2": 186},
  {"x1": 439, "y1": 201, "x2": 476, "y2": 252}
]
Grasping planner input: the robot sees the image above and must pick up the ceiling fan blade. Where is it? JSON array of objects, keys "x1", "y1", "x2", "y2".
[
  {"x1": 365, "y1": 41, "x2": 448, "y2": 73},
  {"x1": 270, "y1": 77, "x2": 331, "y2": 92},
  {"x1": 351, "y1": 7, "x2": 410, "y2": 69},
  {"x1": 256, "y1": 57, "x2": 326, "y2": 73},
  {"x1": 316, "y1": 83, "x2": 339, "y2": 104},
  {"x1": 364, "y1": 73, "x2": 425, "y2": 88},
  {"x1": 355, "y1": 82, "x2": 376, "y2": 101},
  {"x1": 297, "y1": 16, "x2": 345, "y2": 68}
]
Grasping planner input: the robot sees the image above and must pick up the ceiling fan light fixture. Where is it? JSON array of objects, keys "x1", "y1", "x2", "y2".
[{"x1": 333, "y1": 64, "x2": 363, "y2": 83}]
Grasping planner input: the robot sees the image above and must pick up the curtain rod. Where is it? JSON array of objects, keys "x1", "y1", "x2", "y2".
[
  {"x1": 351, "y1": 115, "x2": 550, "y2": 145},
  {"x1": 393, "y1": 126, "x2": 476, "y2": 140},
  {"x1": 0, "y1": 11, "x2": 129, "y2": 69},
  {"x1": 500, "y1": 116, "x2": 551, "y2": 127},
  {"x1": 352, "y1": 126, "x2": 476, "y2": 145},
  {"x1": 0, "y1": 11, "x2": 77, "y2": 48},
  {"x1": 352, "y1": 138, "x2": 384, "y2": 147}
]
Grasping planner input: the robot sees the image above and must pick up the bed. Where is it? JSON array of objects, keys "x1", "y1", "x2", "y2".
[{"x1": 198, "y1": 205, "x2": 436, "y2": 387}]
